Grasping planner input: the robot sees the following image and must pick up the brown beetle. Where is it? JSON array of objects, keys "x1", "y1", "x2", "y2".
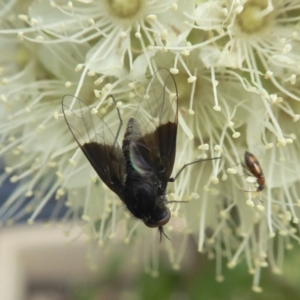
[{"x1": 244, "y1": 151, "x2": 265, "y2": 192}]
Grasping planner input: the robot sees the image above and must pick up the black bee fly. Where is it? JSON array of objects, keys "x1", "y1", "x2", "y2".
[{"x1": 62, "y1": 69, "x2": 220, "y2": 240}]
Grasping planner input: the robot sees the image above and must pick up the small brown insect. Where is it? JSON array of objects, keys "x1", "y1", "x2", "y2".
[{"x1": 244, "y1": 151, "x2": 265, "y2": 192}]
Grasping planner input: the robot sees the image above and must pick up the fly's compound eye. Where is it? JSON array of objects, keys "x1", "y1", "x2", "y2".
[{"x1": 143, "y1": 207, "x2": 171, "y2": 228}]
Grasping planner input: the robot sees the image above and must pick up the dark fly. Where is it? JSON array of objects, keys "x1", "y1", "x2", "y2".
[{"x1": 62, "y1": 69, "x2": 220, "y2": 240}]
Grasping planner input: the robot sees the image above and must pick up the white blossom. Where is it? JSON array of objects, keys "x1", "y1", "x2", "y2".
[{"x1": 1, "y1": 0, "x2": 300, "y2": 292}]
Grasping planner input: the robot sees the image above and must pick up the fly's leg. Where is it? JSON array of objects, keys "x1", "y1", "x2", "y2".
[{"x1": 168, "y1": 156, "x2": 221, "y2": 182}]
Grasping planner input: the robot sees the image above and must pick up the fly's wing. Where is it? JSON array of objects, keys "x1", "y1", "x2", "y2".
[
  {"x1": 129, "y1": 69, "x2": 178, "y2": 190},
  {"x1": 62, "y1": 95, "x2": 125, "y2": 196}
]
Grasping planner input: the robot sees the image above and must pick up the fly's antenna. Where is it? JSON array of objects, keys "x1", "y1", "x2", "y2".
[{"x1": 159, "y1": 226, "x2": 170, "y2": 242}]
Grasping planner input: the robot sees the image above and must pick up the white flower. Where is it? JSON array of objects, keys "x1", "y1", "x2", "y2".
[
  {"x1": 2, "y1": 0, "x2": 194, "y2": 97},
  {"x1": 190, "y1": 0, "x2": 300, "y2": 139},
  {"x1": 1, "y1": 0, "x2": 300, "y2": 293}
]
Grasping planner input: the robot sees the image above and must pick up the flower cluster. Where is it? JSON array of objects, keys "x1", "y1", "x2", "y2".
[{"x1": 1, "y1": 0, "x2": 300, "y2": 291}]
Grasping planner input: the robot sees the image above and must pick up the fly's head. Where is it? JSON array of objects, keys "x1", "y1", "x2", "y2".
[
  {"x1": 142, "y1": 189, "x2": 171, "y2": 241},
  {"x1": 142, "y1": 183, "x2": 170, "y2": 229},
  {"x1": 142, "y1": 197, "x2": 171, "y2": 229},
  {"x1": 124, "y1": 179, "x2": 171, "y2": 230}
]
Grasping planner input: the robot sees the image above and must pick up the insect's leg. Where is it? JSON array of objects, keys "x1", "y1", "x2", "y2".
[
  {"x1": 231, "y1": 162, "x2": 242, "y2": 167},
  {"x1": 230, "y1": 162, "x2": 250, "y2": 178},
  {"x1": 240, "y1": 163, "x2": 251, "y2": 174},
  {"x1": 109, "y1": 95, "x2": 123, "y2": 147},
  {"x1": 168, "y1": 156, "x2": 221, "y2": 182},
  {"x1": 234, "y1": 163, "x2": 253, "y2": 190}
]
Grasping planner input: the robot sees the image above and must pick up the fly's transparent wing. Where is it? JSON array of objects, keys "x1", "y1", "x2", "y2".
[
  {"x1": 134, "y1": 68, "x2": 178, "y2": 130},
  {"x1": 128, "y1": 69, "x2": 178, "y2": 189},
  {"x1": 62, "y1": 95, "x2": 125, "y2": 196}
]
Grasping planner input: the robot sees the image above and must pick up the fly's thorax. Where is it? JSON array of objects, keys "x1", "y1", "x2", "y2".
[
  {"x1": 122, "y1": 117, "x2": 142, "y2": 147},
  {"x1": 122, "y1": 176, "x2": 168, "y2": 222},
  {"x1": 122, "y1": 117, "x2": 143, "y2": 170}
]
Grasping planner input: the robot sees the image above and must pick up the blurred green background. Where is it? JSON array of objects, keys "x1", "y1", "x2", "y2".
[{"x1": 73, "y1": 240, "x2": 300, "y2": 300}]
